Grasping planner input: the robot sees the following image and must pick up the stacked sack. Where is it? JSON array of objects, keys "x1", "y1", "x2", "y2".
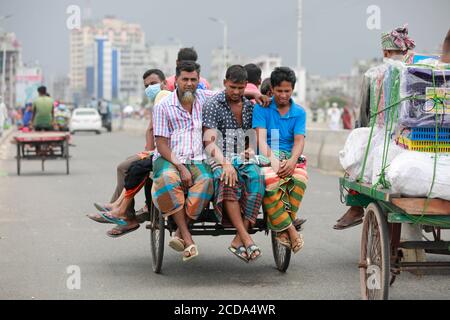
[{"x1": 340, "y1": 57, "x2": 450, "y2": 200}]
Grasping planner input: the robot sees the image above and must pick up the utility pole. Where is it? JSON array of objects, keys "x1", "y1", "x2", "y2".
[{"x1": 297, "y1": 0, "x2": 303, "y2": 70}]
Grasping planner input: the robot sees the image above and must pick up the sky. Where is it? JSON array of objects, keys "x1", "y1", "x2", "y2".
[{"x1": 1, "y1": 0, "x2": 449, "y2": 80}]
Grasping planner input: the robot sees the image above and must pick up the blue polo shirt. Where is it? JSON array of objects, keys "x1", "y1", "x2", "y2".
[{"x1": 252, "y1": 99, "x2": 306, "y2": 153}]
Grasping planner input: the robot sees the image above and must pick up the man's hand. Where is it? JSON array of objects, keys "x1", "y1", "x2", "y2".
[
  {"x1": 278, "y1": 159, "x2": 296, "y2": 179},
  {"x1": 221, "y1": 163, "x2": 238, "y2": 187},
  {"x1": 177, "y1": 164, "x2": 193, "y2": 188},
  {"x1": 255, "y1": 94, "x2": 271, "y2": 107},
  {"x1": 242, "y1": 148, "x2": 255, "y2": 162},
  {"x1": 270, "y1": 158, "x2": 281, "y2": 175}
]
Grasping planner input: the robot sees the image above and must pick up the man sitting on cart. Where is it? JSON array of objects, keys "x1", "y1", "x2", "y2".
[
  {"x1": 203, "y1": 65, "x2": 265, "y2": 263},
  {"x1": 253, "y1": 67, "x2": 308, "y2": 254},
  {"x1": 333, "y1": 24, "x2": 416, "y2": 230},
  {"x1": 151, "y1": 61, "x2": 215, "y2": 262},
  {"x1": 31, "y1": 86, "x2": 55, "y2": 131}
]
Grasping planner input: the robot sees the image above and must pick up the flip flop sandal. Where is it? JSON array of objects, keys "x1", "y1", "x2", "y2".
[
  {"x1": 94, "y1": 203, "x2": 111, "y2": 212},
  {"x1": 292, "y1": 234, "x2": 304, "y2": 254},
  {"x1": 333, "y1": 217, "x2": 363, "y2": 230},
  {"x1": 106, "y1": 224, "x2": 140, "y2": 238},
  {"x1": 86, "y1": 213, "x2": 113, "y2": 224},
  {"x1": 183, "y1": 244, "x2": 199, "y2": 262},
  {"x1": 275, "y1": 236, "x2": 292, "y2": 249},
  {"x1": 228, "y1": 246, "x2": 249, "y2": 263},
  {"x1": 246, "y1": 244, "x2": 262, "y2": 262},
  {"x1": 169, "y1": 237, "x2": 185, "y2": 252},
  {"x1": 99, "y1": 212, "x2": 128, "y2": 226}
]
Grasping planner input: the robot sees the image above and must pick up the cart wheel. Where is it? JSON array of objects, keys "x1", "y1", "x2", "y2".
[
  {"x1": 271, "y1": 231, "x2": 292, "y2": 272},
  {"x1": 16, "y1": 144, "x2": 21, "y2": 176},
  {"x1": 360, "y1": 202, "x2": 390, "y2": 300},
  {"x1": 150, "y1": 202, "x2": 165, "y2": 274}
]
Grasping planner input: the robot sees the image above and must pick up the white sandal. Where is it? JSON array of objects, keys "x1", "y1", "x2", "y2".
[
  {"x1": 169, "y1": 237, "x2": 185, "y2": 252},
  {"x1": 182, "y1": 244, "x2": 199, "y2": 262}
]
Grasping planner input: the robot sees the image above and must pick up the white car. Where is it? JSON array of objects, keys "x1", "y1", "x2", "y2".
[{"x1": 69, "y1": 108, "x2": 102, "y2": 134}]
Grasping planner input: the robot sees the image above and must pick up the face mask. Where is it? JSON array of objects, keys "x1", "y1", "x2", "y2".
[{"x1": 145, "y1": 84, "x2": 161, "y2": 102}]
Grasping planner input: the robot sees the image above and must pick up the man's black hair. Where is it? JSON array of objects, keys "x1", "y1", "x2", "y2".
[
  {"x1": 244, "y1": 63, "x2": 262, "y2": 85},
  {"x1": 177, "y1": 47, "x2": 198, "y2": 62},
  {"x1": 142, "y1": 69, "x2": 166, "y2": 81},
  {"x1": 270, "y1": 67, "x2": 296, "y2": 89},
  {"x1": 225, "y1": 65, "x2": 247, "y2": 83},
  {"x1": 260, "y1": 78, "x2": 272, "y2": 95},
  {"x1": 37, "y1": 86, "x2": 47, "y2": 95},
  {"x1": 176, "y1": 61, "x2": 201, "y2": 77}
]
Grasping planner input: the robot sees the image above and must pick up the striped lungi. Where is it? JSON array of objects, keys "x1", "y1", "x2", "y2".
[
  {"x1": 211, "y1": 158, "x2": 265, "y2": 224},
  {"x1": 261, "y1": 155, "x2": 308, "y2": 232},
  {"x1": 151, "y1": 158, "x2": 214, "y2": 220}
]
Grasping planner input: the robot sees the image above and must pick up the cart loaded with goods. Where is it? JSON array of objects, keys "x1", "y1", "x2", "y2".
[{"x1": 339, "y1": 56, "x2": 450, "y2": 299}]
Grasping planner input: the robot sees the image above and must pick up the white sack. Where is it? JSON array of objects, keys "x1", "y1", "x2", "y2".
[{"x1": 387, "y1": 152, "x2": 450, "y2": 201}]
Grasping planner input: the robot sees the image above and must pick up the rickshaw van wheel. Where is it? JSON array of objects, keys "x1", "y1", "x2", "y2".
[{"x1": 360, "y1": 202, "x2": 390, "y2": 300}]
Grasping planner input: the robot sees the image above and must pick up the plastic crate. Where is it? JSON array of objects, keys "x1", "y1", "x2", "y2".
[
  {"x1": 398, "y1": 136, "x2": 450, "y2": 153},
  {"x1": 410, "y1": 127, "x2": 450, "y2": 142}
]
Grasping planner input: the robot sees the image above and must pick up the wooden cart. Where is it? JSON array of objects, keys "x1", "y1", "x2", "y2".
[
  {"x1": 340, "y1": 177, "x2": 450, "y2": 300},
  {"x1": 12, "y1": 132, "x2": 71, "y2": 175}
]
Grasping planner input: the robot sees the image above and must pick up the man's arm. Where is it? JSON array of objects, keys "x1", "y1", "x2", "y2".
[
  {"x1": 145, "y1": 117, "x2": 155, "y2": 151},
  {"x1": 31, "y1": 103, "x2": 36, "y2": 126},
  {"x1": 203, "y1": 127, "x2": 238, "y2": 187},
  {"x1": 278, "y1": 134, "x2": 305, "y2": 179},
  {"x1": 155, "y1": 136, "x2": 193, "y2": 188},
  {"x1": 255, "y1": 127, "x2": 281, "y2": 173}
]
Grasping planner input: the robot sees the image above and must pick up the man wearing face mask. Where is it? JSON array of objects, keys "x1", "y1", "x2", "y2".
[{"x1": 87, "y1": 69, "x2": 168, "y2": 237}]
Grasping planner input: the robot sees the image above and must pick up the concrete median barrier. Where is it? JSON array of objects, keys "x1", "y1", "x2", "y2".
[
  {"x1": 116, "y1": 119, "x2": 350, "y2": 174},
  {"x1": 304, "y1": 128, "x2": 350, "y2": 174}
]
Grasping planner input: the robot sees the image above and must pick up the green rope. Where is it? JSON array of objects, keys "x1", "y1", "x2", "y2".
[
  {"x1": 358, "y1": 80, "x2": 383, "y2": 182},
  {"x1": 360, "y1": 65, "x2": 450, "y2": 228}
]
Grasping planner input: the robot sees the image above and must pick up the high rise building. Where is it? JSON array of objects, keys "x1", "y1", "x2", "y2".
[
  {"x1": 209, "y1": 47, "x2": 247, "y2": 90},
  {"x1": 0, "y1": 32, "x2": 21, "y2": 108},
  {"x1": 69, "y1": 16, "x2": 148, "y2": 104},
  {"x1": 147, "y1": 44, "x2": 180, "y2": 80}
]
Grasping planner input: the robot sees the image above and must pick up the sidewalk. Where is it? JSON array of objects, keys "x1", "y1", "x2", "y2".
[{"x1": 0, "y1": 126, "x2": 15, "y2": 146}]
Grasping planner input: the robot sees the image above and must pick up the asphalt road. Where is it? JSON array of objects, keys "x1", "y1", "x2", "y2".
[{"x1": 0, "y1": 129, "x2": 449, "y2": 300}]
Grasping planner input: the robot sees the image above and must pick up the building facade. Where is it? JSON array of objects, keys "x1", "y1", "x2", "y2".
[{"x1": 0, "y1": 32, "x2": 21, "y2": 108}]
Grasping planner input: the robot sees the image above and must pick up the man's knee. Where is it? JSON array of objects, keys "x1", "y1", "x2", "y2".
[
  {"x1": 196, "y1": 173, "x2": 214, "y2": 190},
  {"x1": 117, "y1": 160, "x2": 130, "y2": 176}
]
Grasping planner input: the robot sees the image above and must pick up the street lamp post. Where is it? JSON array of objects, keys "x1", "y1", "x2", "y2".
[{"x1": 209, "y1": 17, "x2": 228, "y2": 80}]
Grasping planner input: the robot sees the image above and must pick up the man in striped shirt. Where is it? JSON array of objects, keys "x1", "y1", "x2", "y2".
[{"x1": 151, "y1": 61, "x2": 215, "y2": 262}]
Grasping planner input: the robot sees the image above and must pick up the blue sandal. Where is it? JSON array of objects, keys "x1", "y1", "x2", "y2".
[
  {"x1": 246, "y1": 244, "x2": 262, "y2": 262},
  {"x1": 99, "y1": 212, "x2": 128, "y2": 226},
  {"x1": 228, "y1": 246, "x2": 249, "y2": 263}
]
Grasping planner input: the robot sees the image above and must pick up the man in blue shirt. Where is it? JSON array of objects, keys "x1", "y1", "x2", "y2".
[{"x1": 253, "y1": 67, "x2": 308, "y2": 254}]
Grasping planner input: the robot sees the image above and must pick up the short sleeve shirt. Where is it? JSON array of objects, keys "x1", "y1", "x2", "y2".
[
  {"x1": 152, "y1": 89, "x2": 216, "y2": 163},
  {"x1": 252, "y1": 99, "x2": 306, "y2": 153},
  {"x1": 203, "y1": 91, "x2": 254, "y2": 160},
  {"x1": 32, "y1": 96, "x2": 54, "y2": 127}
]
